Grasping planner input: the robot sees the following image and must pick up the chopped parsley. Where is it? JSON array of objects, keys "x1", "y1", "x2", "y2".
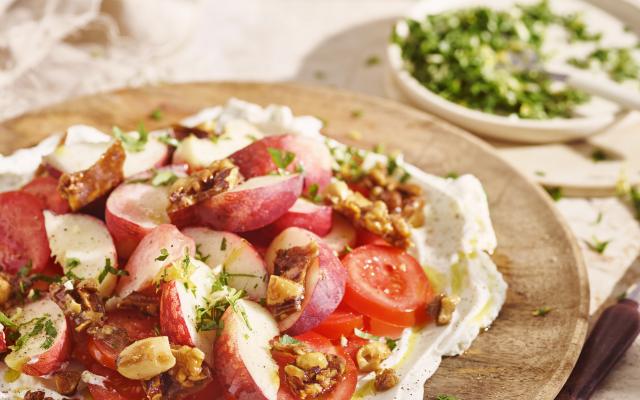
[
  {"x1": 587, "y1": 237, "x2": 610, "y2": 254},
  {"x1": 545, "y1": 186, "x2": 563, "y2": 201},
  {"x1": 64, "y1": 258, "x2": 81, "y2": 280},
  {"x1": 436, "y1": 395, "x2": 458, "y2": 400},
  {"x1": 11, "y1": 316, "x2": 57, "y2": 352},
  {"x1": 195, "y1": 244, "x2": 210, "y2": 263},
  {"x1": 0, "y1": 311, "x2": 17, "y2": 330},
  {"x1": 365, "y1": 55, "x2": 381, "y2": 67},
  {"x1": 279, "y1": 334, "x2": 300, "y2": 345},
  {"x1": 307, "y1": 183, "x2": 322, "y2": 203},
  {"x1": 267, "y1": 147, "x2": 296, "y2": 173},
  {"x1": 220, "y1": 237, "x2": 228, "y2": 251},
  {"x1": 350, "y1": 109, "x2": 363, "y2": 118},
  {"x1": 593, "y1": 211, "x2": 603, "y2": 225},
  {"x1": 149, "y1": 108, "x2": 164, "y2": 121},
  {"x1": 445, "y1": 171, "x2": 459, "y2": 179},
  {"x1": 534, "y1": 170, "x2": 546, "y2": 177},
  {"x1": 156, "y1": 248, "x2": 170, "y2": 262},
  {"x1": 157, "y1": 133, "x2": 179, "y2": 147},
  {"x1": 151, "y1": 170, "x2": 178, "y2": 187},
  {"x1": 313, "y1": 70, "x2": 326, "y2": 80},
  {"x1": 98, "y1": 258, "x2": 128, "y2": 284},
  {"x1": 17, "y1": 261, "x2": 32, "y2": 278},
  {"x1": 532, "y1": 306, "x2": 552, "y2": 317},
  {"x1": 113, "y1": 123, "x2": 149, "y2": 153},
  {"x1": 343, "y1": 245, "x2": 353, "y2": 254},
  {"x1": 591, "y1": 149, "x2": 607, "y2": 162},
  {"x1": 353, "y1": 328, "x2": 398, "y2": 350}
]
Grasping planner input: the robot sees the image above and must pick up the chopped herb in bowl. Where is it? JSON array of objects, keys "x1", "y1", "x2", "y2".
[{"x1": 391, "y1": 0, "x2": 638, "y2": 120}]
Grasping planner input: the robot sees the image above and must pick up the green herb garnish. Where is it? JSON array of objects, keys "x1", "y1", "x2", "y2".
[
  {"x1": 436, "y1": 395, "x2": 458, "y2": 400},
  {"x1": 587, "y1": 237, "x2": 610, "y2": 254},
  {"x1": 365, "y1": 55, "x2": 381, "y2": 67},
  {"x1": 268, "y1": 148, "x2": 296, "y2": 173},
  {"x1": 532, "y1": 306, "x2": 552, "y2": 317},
  {"x1": 545, "y1": 186, "x2": 563, "y2": 201},
  {"x1": 149, "y1": 108, "x2": 164, "y2": 121},
  {"x1": 151, "y1": 170, "x2": 178, "y2": 187},
  {"x1": 279, "y1": 334, "x2": 300, "y2": 345},
  {"x1": 113, "y1": 124, "x2": 149, "y2": 153},
  {"x1": 0, "y1": 312, "x2": 17, "y2": 329},
  {"x1": 98, "y1": 258, "x2": 128, "y2": 284}
]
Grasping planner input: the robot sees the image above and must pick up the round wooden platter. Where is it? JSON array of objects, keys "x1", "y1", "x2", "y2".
[{"x1": 0, "y1": 82, "x2": 589, "y2": 400}]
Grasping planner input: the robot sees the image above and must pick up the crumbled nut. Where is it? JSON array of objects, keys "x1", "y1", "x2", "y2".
[
  {"x1": 374, "y1": 368, "x2": 399, "y2": 392},
  {"x1": 168, "y1": 159, "x2": 241, "y2": 213},
  {"x1": 50, "y1": 279, "x2": 105, "y2": 333},
  {"x1": 266, "y1": 275, "x2": 304, "y2": 321},
  {"x1": 273, "y1": 243, "x2": 319, "y2": 284},
  {"x1": 58, "y1": 141, "x2": 125, "y2": 211},
  {"x1": 296, "y1": 352, "x2": 328, "y2": 370},
  {"x1": 283, "y1": 350, "x2": 347, "y2": 399},
  {"x1": 23, "y1": 391, "x2": 54, "y2": 400},
  {"x1": 271, "y1": 339, "x2": 310, "y2": 356},
  {"x1": 169, "y1": 345, "x2": 208, "y2": 388},
  {"x1": 53, "y1": 370, "x2": 82, "y2": 396},
  {"x1": 437, "y1": 295, "x2": 460, "y2": 326},
  {"x1": 356, "y1": 342, "x2": 391, "y2": 372},
  {"x1": 108, "y1": 292, "x2": 159, "y2": 316},
  {"x1": 0, "y1": 275, "x2": 11, "y2": 305},
  {"x1": 325, "y1": 180, "x2": 413, "y2": 248},
  {"x1": 143, "y1": 375, "x2": 164, "y2": 400},
  {"x1": 117, "y1": 336, "x2": 176, "y2": 380}
]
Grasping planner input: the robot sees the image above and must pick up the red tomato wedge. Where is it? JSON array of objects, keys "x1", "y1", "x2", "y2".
[
  {"x1": 313, "y1": 304, "x2": 364, "y2": 340},
  {"x1": 87, "y1": 310, "x2": 158, "y2": 370},
  {"x1": 22, "y1": 176, "x2": 70, "y2": 214},
  {"x1": 340, "y1": 335, "x2": 368, "y2": 365},
  {"x1": 355, "y1": 227, "x2": 389, "y2": 247},
  {"x1": 365, "y1": 317, "x2": 406, "y2": 339},
  {"x1": 273, "y1": 332, "x2": 357, "y2": 400},
  {"x1": 342, "y1": 244, "x2": 433, "y2": 327},
  {"x1": 0, "y1": 191, "x2": 51, "y2": 274},
  {"x1": 87, "y1": 363, "x2": 146, "y2": 400}
]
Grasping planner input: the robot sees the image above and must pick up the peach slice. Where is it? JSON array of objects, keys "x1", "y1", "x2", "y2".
[
  {"x1": 5, "y1": 299, "x2": 70, "y2": 376},
  {"x1": 116, "y1": 224, "x2": 195, "y2": 298},
  {"x1": 44, "y1": 211, "x2": 118, "y2": 297},
  {"x1": 229, "y1": 134, "x2": 332, "y2": 193},
  {"x1": 265, "y1": 227, "x2": 346, "y2": 334},
  {"x1": 214, "y1": 299, "x2": 280, "y2": 400},
  {"x1": 182, "y1": 227, "x2": 268, "y2": 300},
  {"x1": 321, "y1": 214, "x2": 357, "y2": 255},
  {"x1": 160, "y1": 258, "x2": 217, "y2": 365},
  {"x1": 191, "y1": 174, "x2": 303, "y2": 232}
]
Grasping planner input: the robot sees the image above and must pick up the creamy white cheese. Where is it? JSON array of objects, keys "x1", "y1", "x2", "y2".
[{"x1": 0, "y1": 99, "x2": 507, "y2": 399}]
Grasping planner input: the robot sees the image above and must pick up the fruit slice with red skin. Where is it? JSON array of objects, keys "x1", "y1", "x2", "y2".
[
  {"x1": 192, "y1": 174, "x2": 303, "y2": 232},
  {"x1": 160, "y1": 259, "x2": 217, "y2": 365},
  {"x1": 265, "y1": 227, "x2": 346, "y2": 335},
  {"x1": 105, "y1": 164, "x2": 187, "y2": 260},
  {"x1": 321, "y1": 215, "x2": 356, "y2": 255},
  {"x1": 229, "y1": 134, "x2": 332, "y2": 193},
  {"x1": 87, "y1": 310, "x2": 158, "y2": 370},
  {"x1": 313, "y1": 304, "x2": 364, "y2": 341},
  {"x1": 21, "y1": 176, "x2": 70, "y2": 214},
  {"x1": 214, "y1": 299, "x2": 280, "y2": 400},
  {"x1": 116, "y1": 224, "x2": 195, "y2": 298},
  {"x1": 0, "y1": 191, "x2": 50, "y2": 274},
  {"x1": 257, "y1": 198, "x2": 332, "y2": 240},
  {"x1": 342, "y1": 244, "x2": 434, "y2": 327},
  {"x1": 5, "y1": 299, "x2": 70, "y2": 376},
  {"x1": 182, "y1": 227, "x2": 268, "y2": 300},
  {"x1": 186, "y1": 374, "x2": 233, "y2": 400},
  {"x1": 122, "y1": 135, "x2": 170, "y2": 177},
  {"x1": 272, "y1": 332, "x2": 357, "y2": 400},
  {"x1": 0, "y1": 330, "x2": 6, "y2": 353},
  {"x1": 44, "y1": 211, "x2": 119, "y2": 297}
]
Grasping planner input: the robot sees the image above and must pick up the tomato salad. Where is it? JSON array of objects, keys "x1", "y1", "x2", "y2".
[{"x1": 0, "y1": 105, "x2": 451, "y2": 400}]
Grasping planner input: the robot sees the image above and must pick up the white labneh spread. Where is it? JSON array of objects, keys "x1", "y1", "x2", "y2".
[{"x1": 0, "y1": 98, "x2": 507, "y2": 399}]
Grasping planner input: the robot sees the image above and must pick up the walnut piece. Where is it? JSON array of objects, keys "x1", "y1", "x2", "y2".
[
  {"x1": 53, "y1": 370, "x2": 82, "y2": 396},
  {"x1": 374, "y1": 368, "x2": 399, "y2": 392},
  {"x1": 169, "y1": 345, "x2": 208, "y2": 388},
  {"x1": 266, "y1": 275, "x2": 304, "y2": 321},
  {"x1": 325, "y1": 181, "x2": 413, "y2": 248},
  {"x1": 356, "y1": 342, "x2": 391, "y2": 372},
  {"x1": 168, "y1": 159, "x2": 241, "y2": 213},
  {"x1": 283, "y1": 350, "x2": 347, "y2": 399},
  {"x1": 23, "y1": 391, "x2": 54, "y2": 400},
  {"x1": 50, "y1": 279, "x2": 105, "y2": 333},
  {"x1": 58, "y1": 141, "x2": 125, "y2": 211}
]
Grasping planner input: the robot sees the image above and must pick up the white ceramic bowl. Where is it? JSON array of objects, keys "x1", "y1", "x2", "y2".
[{"x1": 386, "y1": 0, "x2": 637, "y2": 144}]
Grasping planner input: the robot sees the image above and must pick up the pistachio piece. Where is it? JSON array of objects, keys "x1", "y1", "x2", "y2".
[{"x1": 117, "y1": 336, "x2": 176, "y2": 380}]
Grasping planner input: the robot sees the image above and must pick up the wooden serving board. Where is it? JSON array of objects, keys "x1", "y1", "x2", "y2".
[{"x1": 0, "y1": 82, "x2": 589, "y2": 400}]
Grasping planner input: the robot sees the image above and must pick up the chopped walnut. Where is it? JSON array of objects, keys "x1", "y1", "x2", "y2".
[
  {"x1": 267, "y1": 243, "x2": 319, "y2": 321},
  {"x1": 271, "y1": 338, "x2": 310, "y2": 356},
  {"x1": 0, "y1": 274, "x2": 11, "y2": 306},
  {"x1": 53, "y1": 370, "x2": 82, "y2": 396},
  {"x1": 283, "y1": 350, "x2": 347, "y2": 399},
  {"x1": 58, "y1": 141, "x2": 125, "y2": 211},
  {"x1": 428, "y1": 294, "x2": 460, "y2": 326},
  {"x1": 169, "y1": 345, "x2": 208, "y2": 388},
  {"x1": 168, "y1": 159, "x2": 241, "y2": 213},
  {"x1": 23, "y1": 391, "x2": 54, "y2": 400},
  {"x1": 107, "y1": 292, "x2": 159, "y2": 316},
  {"x1": 50, "y1": 279, "x2": 105, "y2": 333},
  {"x1": 374, "y1": 368, "x2": 399, "y2": 392},
  {"x1": 143, "y1": 375, "x2": 164, "y2": 400},
  {"x1": 356, "y1": 342, "x2": 391, "y2": 372},
  {"x1": 325, "y1": 181, "x2": 413, "y2": 248}
]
